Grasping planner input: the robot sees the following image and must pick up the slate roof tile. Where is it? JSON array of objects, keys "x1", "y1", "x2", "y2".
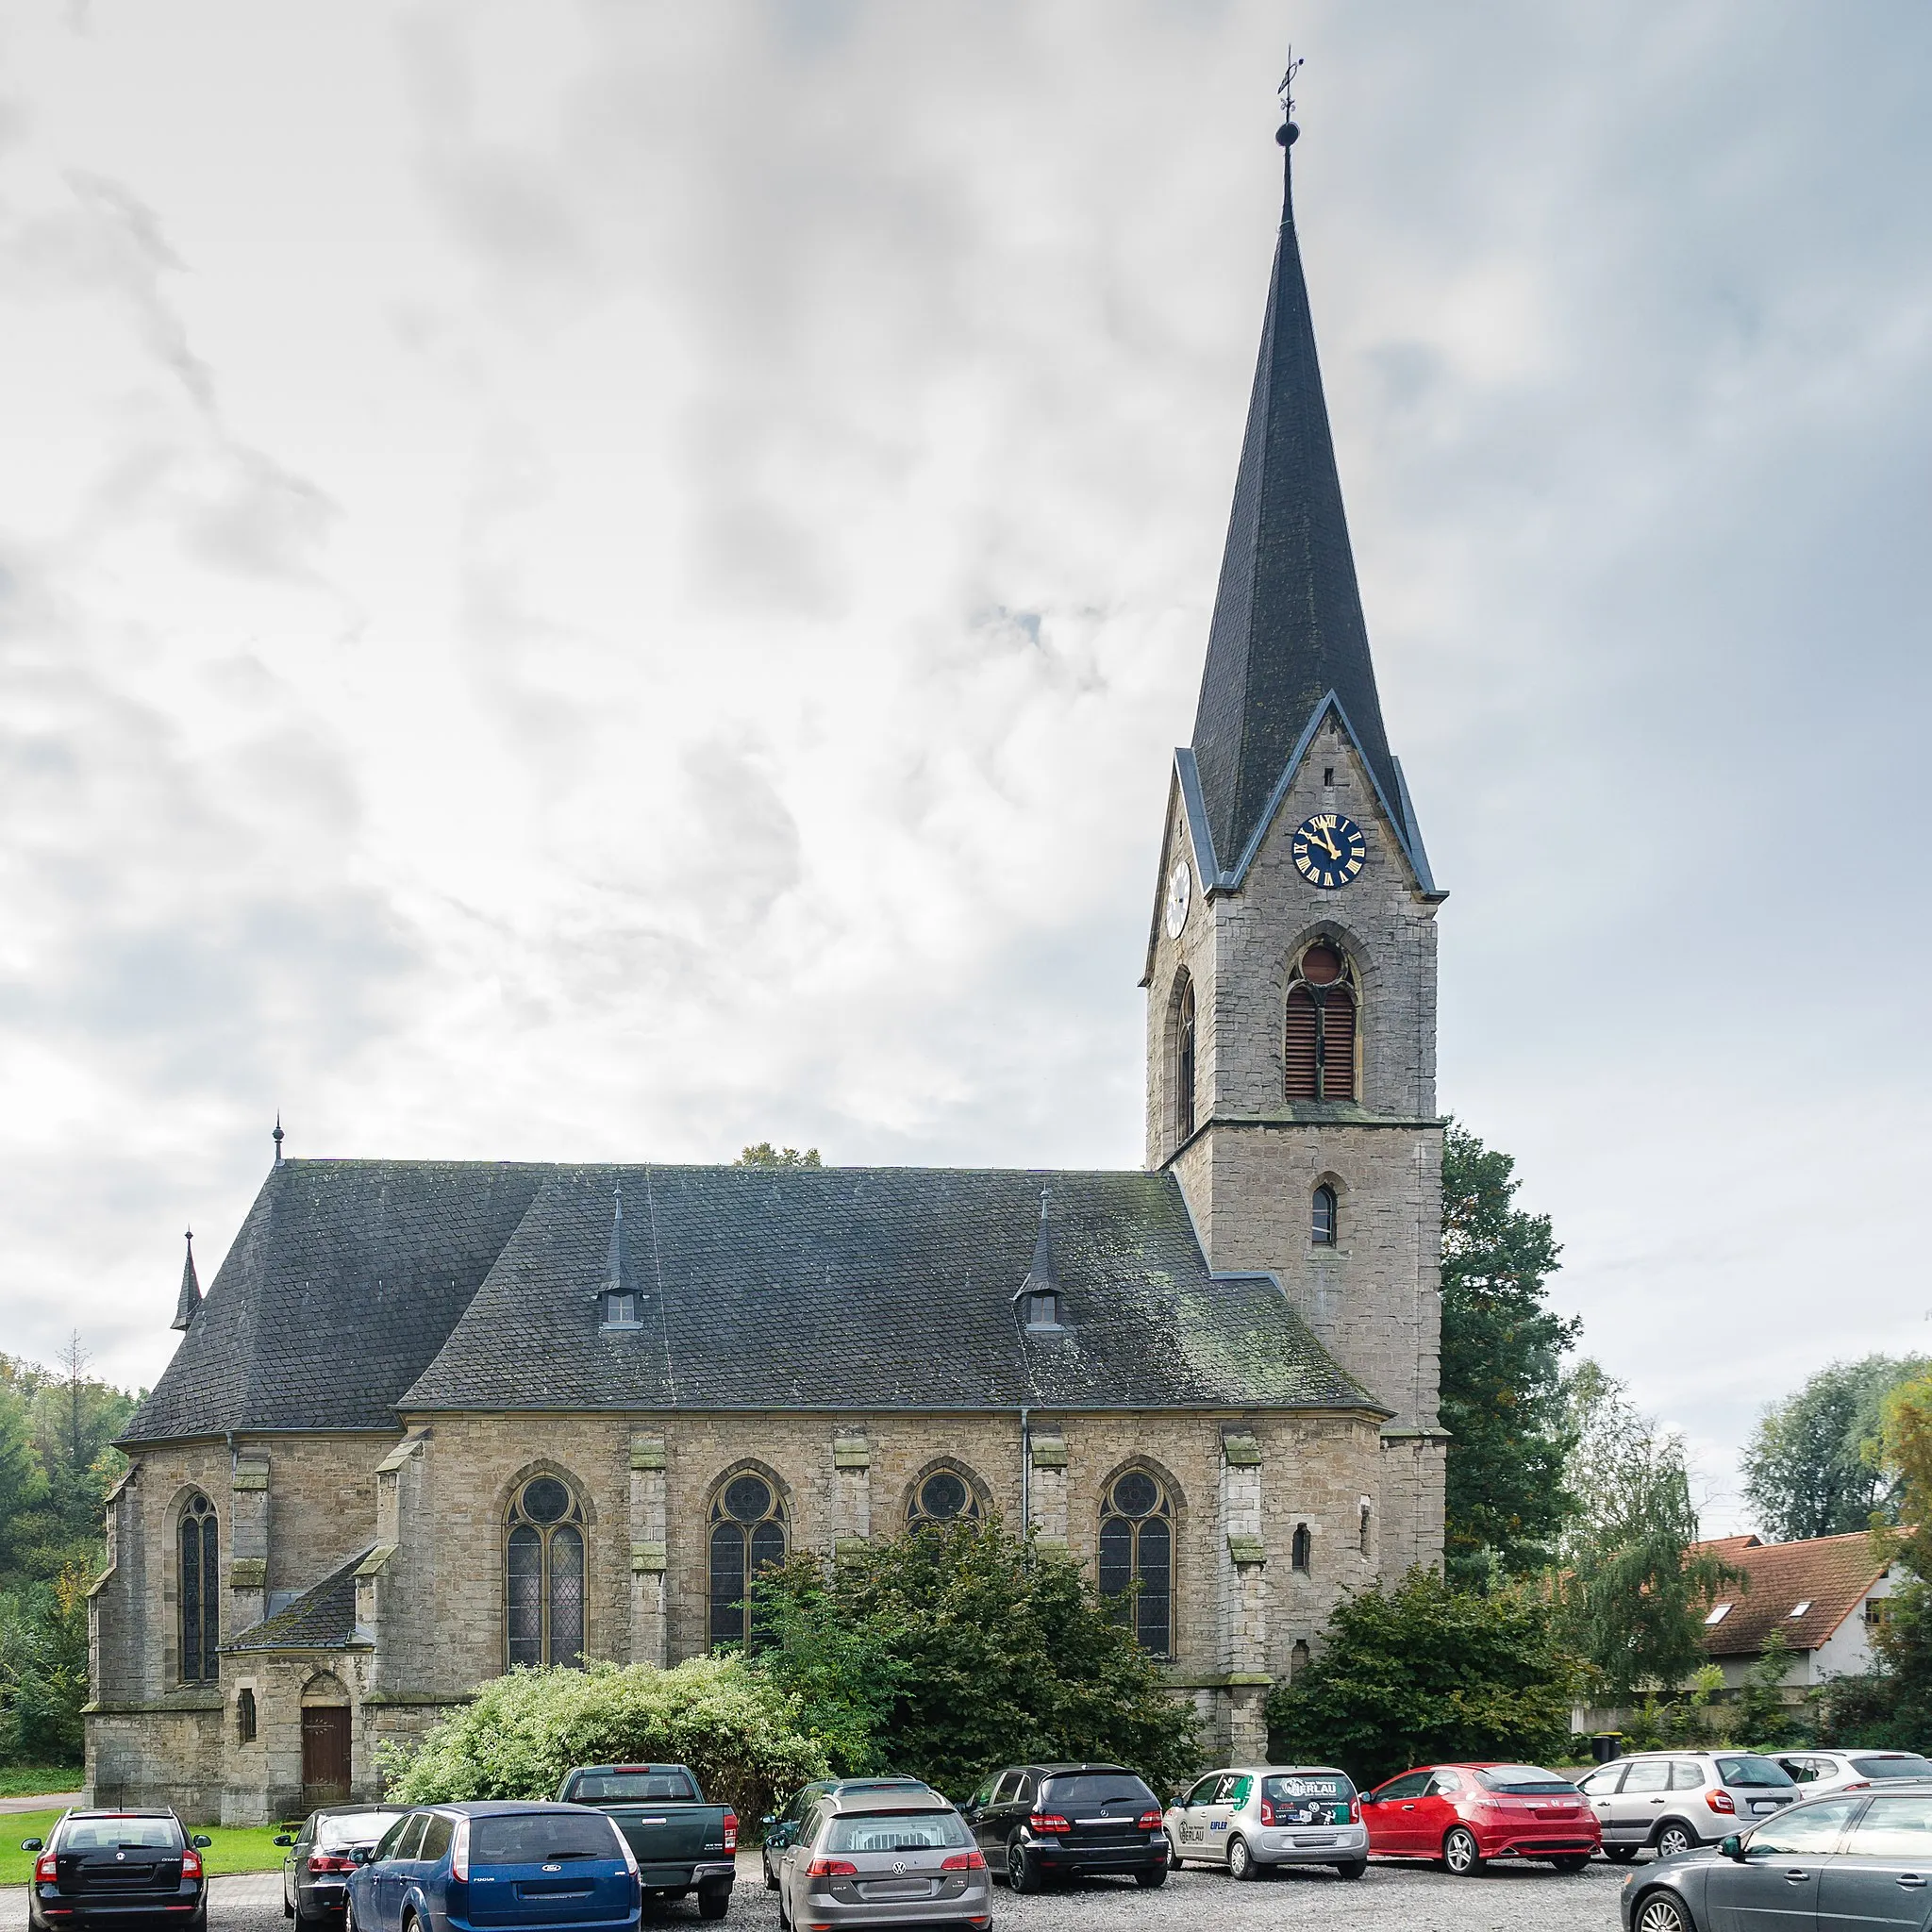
[{"x1": 224, "y1": 1548, "x2": 371, "y2": 1653}]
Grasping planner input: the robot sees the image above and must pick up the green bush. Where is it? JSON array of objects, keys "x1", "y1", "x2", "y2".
[
  {"x1": 377, "y1": 1657, "x2": 829, "y2": 1824},
  {"x1": 1265, "y1": 1568, "x2": 1589, "y2": 1789}
]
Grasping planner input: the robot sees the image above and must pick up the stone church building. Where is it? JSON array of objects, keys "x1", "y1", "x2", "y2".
[{"x1": 88, "y1": 115, "x2": 1450, "y2": 1824}]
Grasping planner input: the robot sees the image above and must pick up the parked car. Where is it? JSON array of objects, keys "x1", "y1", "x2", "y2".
[
  {"x1": 1361, "y1": 1762, "x2": 1599, "y2": 1875},
  {"x1": 22, "y1": 1808, "x2": 212, "y2": 1932},
  {"x1": 760, "y1": 1780, "x2": 939, "y2": 1890},
  {"x1": 1620, "y1": 1782, "x2": 1932, "y2": 1932},
  {"x1": 278, "y1": 1805, "x2": 410, "y2": 1924},
  {"x1": 554, "y1": 1763, "x2": 737, "y2": 1919},
  {"x1": 1774, "y1": 1748, "x2": 1932, "y2": 1796},
  {"x1": 1162, "y1": 1764, "x2": 1367, "y2": 1880},
  {"x1": 961, "y1": 1762, "x2": 1169, "y2": 1891},
  {"x1": 1578, "y1": 1750, "x2": 1798, "y2": 1861},
  {"x1": 773, "y1": 1787, "x2": 990, "y2": 1931},
  {"x1": 343, "y1": 1802, "x2": 640, "y2": 1932}
]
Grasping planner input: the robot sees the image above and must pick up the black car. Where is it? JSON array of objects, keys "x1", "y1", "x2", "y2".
[
  {"x1": 275, "y1": 1804, "x2": 410, "y2": 1924},
  {"x1": 758, "y1": 1777, "x2": 938, "y2": 1890},
  {"x1": 961, "y1": 1763, "x2": 1169, "y2": 1892},
  {"x1": 23, "y1": 1808, "x2": 211, "y2": 1932}
]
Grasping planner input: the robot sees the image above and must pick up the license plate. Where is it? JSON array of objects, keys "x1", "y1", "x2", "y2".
[{"x1": 1751, "y1": 1801, "x2": 1776, "y2": 1814}]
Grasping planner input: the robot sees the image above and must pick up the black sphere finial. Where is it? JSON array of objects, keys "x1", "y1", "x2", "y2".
[{"x1": 1277, "y1": 121, "x2": 1299, "y2": 147}]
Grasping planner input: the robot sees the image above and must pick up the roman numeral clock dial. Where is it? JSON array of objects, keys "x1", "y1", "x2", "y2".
[{"x1": 1291, "y1": 812, "x2": 1367, "y2": 889}]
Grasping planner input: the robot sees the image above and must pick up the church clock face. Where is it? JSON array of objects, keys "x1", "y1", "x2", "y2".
[
  {"x1": 1291, "y1": 812, "x2": 1368, "y2": 890},
  {"x1": 1164, "y1": 858, "x2": 1191, "y2": 938}
]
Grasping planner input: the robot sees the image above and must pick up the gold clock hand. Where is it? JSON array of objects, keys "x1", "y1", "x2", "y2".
[{"x1": 1316, "y1": 826, "x2": 1341, "y2": 859}]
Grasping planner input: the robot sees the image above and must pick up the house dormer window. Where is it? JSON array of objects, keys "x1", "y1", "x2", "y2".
[
  {"x1": 1024, "y1": 1291, "x2": 1062, "y2": 1331},
  {"x1": 601, "y1": 1291, "x2": 641, "y2": 1329}
]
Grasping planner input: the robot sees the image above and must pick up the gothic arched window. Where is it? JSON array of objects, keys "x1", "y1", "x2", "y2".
[
  {"x1": 1284, "y1": 941, "x2": 1359, "y2": 1101},
  {"x1": 506, "y1": 1474, "x2": 586, "y2": 1670},
  {"x1": 1098, "y1": 1470, "x2": 1174, "y2": 1659},
  {"x1": 178, "y1": 1492, "x2": 219, "y2": 1684},
  {"x1": 908, "y1": 1466, "x2": 983, "y2": 1530},
  {"x1": 708, "y1": 1471, "x2": 787, "y2": 1653},
  {"x1": 1312, "y1": 1184, "x2": 1338, "y2": 1246},
  {"x1": 1291, "y1": 1522, "x2": 1313, "y2": 1573},
  {"x1": 1173, "y1": 974, "x2": 1197, "y2": 1141}
]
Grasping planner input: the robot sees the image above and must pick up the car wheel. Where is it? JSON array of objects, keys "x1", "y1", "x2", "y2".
[
  {"x1": 776, "y1": 1878, "x2": 791, "y2": 1930},
  {"x1": 1166, "y1": 1835, "x2": 1185, "y2": 1869},
  {"x1": 1334, "y1": 1859, "x2": 1367, "y2": 1880},
  {"x1": 1605, "y1": 1844, "x2": 1641, "y2": 1865},
  {"x1": 343, "y1": 1893, "x2": 359, "y2": 1932},
  {"x1": 1008, "y1": 1835, "x2": 1042, "y2": 1894},
  {"x1": 1227, "y1": 1835, "x2": 1260, "y2": 1881},
  {"x1": 697, "y1": 1883, "x2": 731, "y2": 1921},
  {"x1": 1634, "y1": 1890, "x2": 1691, "y2": 1932},
  {"x1": 1553, "y1": 1854, "x2": 1590, "y2": 1873},
  {"x1": 1655, "y1": 1822, "x2": 1696, "y2": 1859},
  {"x1": 1134, "y1": 1864, "x2": 1168, "y2": 1889},
  {"x1": 284, "y1": 1889, "x2": 295, "y2": 1921},
  {"x1": 763, "y1": 1850, "x2": 779, "y2": 1891},
  {"x1": 1441, "y1": 1826, "x2": 1483, "y2": 1876}
]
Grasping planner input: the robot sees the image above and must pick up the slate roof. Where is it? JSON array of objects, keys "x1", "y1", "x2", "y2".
[
  {"x1": 122, "y1": 1161, "x2": 552, "y2": 1442},
  {"x1": 1190, "y1": 125, "x2": 1420, "y2": 882},
  {"x1": 1693, "y1": 1532, "x2": 1893, "y2": 1659},
  {"x1": 224, "y1": 1547, "x2": 372, "y2": 1654},
  {"x1": 125, "y1": 1160, "x2": 1378, "y2": 1440}
]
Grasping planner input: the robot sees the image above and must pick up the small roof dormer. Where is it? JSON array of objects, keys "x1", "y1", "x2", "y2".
[{"x1": 598, "y1": 1181, "x2": 644, "y2": 1331}]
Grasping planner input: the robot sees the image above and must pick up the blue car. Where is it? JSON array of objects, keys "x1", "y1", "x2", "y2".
[{"x1": 344, "y1": 1803, "x2": 641, "y2": 1932}]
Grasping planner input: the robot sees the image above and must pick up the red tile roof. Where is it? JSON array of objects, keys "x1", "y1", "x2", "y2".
[{"x1": 1692, "y1": 1531, "x2": 1891, "y2": 1659}]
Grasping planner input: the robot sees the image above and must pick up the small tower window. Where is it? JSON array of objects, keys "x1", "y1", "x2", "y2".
[
  {"x1": 1312, "y1": 1184, "x2": 1338, "y2": 1246},
  {"x1": 1358, "y1": 1498, "x2": 1372, "y2": 1557},
  {"x1": 236, "y1": 1688, "x2": 257, "y2": 1745},
  {"x1": 1174, "y1": 973, "x2": 1197, "y2": 1142},
  {"x1": 1291, "y1": 1638, "x2": 1311, "y2": 1679},
  {"x1": 1285, "y1": 941, "x2": 1359, "y2": 1102},
  {"x1": 1291, "y1": 1522, "x2": 1312, "y2": 1573}
]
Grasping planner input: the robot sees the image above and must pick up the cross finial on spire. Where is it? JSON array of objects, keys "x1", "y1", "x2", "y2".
[
  {"x1": 1277, "y1": 45, "x2": 1303, "y2": 147},
  {"x1": 172, "y1": 1226, "x2": 203, "y2": 1331},
  {"x1": 272, "y1": 1113, "x2": 284, "y2": 1165}
]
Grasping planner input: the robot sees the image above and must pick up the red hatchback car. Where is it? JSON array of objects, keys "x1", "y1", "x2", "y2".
[{"x1": 1362, "y1": 1763, "x2": 1600, "y2": 1875}]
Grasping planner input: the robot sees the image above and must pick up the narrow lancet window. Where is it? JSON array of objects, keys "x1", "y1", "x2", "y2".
[
  {"x1": 1174, "y1": 974, "x2": 1197, "y2": 1141},
  {"x1": 505, "y1": 1474, "x2": 586, "y2": 1670},
  {"x1": 708, "y1": 1472, "x2": 787, "y2": 1653},
  {"x1": 179, "y1": 1493, "x2": 219, "y2": 1684},
  {"x1": 1098, "y1": 1470, "x2": 1174, "y2": 1659},
  {"x1": 1312, "y1": 1184, "x2": 1338, "y2": 1245}
]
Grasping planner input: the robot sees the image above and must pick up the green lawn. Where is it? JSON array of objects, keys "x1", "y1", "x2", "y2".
[
  {"x1": 0, "y1": 1769, "x2": 82, "y2": 1799},
  {"x1": 3, "y1": 1814, "x2": 297, "y2": 1888}
]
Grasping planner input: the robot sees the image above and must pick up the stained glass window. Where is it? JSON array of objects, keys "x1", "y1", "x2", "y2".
[
  {"x1": 708, "y1": 1472, "x2": 788, "y2": 1653},
  {"x1": 1098, "y1": 1470, "x2": 1173, "y2": 1659},
  {"x1": 179, "y1": 1493, "x2": 219, "y2": 1683},
  {"x1": 504, "y1": 1475, "x2": 587, "y2": 1669}
]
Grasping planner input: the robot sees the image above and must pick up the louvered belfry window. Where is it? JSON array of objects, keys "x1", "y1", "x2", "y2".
[
  {"x1": 1284, "y1": 941, "x2": 1358, "y2": 1101},
  {"x1": 506, "y1": 1474, "x2": 586, "y2": 1670},
  {"x1": 178, "y1": 1492, "x2": 219, "y2": 1683},
  {"x1": 1174, "y1": 974, "x2": 1197, "y2": 1141}
]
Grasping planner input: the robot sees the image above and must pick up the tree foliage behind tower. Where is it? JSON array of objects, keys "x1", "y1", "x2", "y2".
[
  {"x1": 1743, "y1": 1356, "x2": 1924, "y2": 1543},
  {"x1": 1438, "y1": 1123, "x2": 1578, "y2": 1586}
]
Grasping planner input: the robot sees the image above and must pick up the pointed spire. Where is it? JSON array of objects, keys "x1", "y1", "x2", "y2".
[
  {"x1": 606, "y1": 1179, "x2": 632, "y2": 1294},
  {"x1": 1189, "y1": 83, "x2": 1406, "y2": 873},
  {"x1": 272, "y1": 1113, "x2": 284, "y2": 1167},
  {"x1": 171, "y1": 1229, "x2": 202, "y2": 1332},
  {"x1": 1023, "y1": 1188, "x2": 1058, "y2": 1299}
]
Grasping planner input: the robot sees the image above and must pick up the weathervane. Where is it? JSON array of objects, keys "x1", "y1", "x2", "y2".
[{"x1": 1278, "y1": 46, "x2": 1303, "y2": 146}]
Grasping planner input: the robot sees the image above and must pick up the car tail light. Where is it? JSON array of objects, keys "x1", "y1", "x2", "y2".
[
  {"x1": 1258, "y1": 1799, "x2": 1275, "y2": 1826},
  {"x1": 941, "y1": 1850, "x2": 987, "y2": 1871},
  {"x1": 608, "y1": 1824, "x2": 638, "y2": 1878},
  {"x1": 450, "y1": 1818, "x2": 470, "y2": 1882},
  {"x1": 1027, "y1": 1813, "x2": 1070, "y2": 1835},
  {"x1": 1350, "y1": 1799, "x2": 1361, "y2": 1824},
  {"x1": 1707, "y1": 1790, "x2": 1736, "y2": 1815},
  {"x1": 36, "y1": 1852, "x2": 58, "y2": 1883},
  {"x1": 180, "y1": 1851, "x2": 203, "y2": 1881},
  {"x1": 806, "y1": 1857, "x2": 858, "y2": 1877},
  {"x1": 308, "y1": 1857, "x2": 358, "y2": 1875},
  {"x1": 723, "y1": 1811, "x2": 739, "y2": 1853}
]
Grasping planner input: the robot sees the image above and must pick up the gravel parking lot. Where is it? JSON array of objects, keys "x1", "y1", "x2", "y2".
[{"x1": 0, "y1": 1856, "x2": 1633, "y2": 1932}]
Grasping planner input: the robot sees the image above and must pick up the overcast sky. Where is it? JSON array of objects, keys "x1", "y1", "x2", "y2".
[{"x1": 3, "y1": 1, "x2": 1928, "y2": 1537}]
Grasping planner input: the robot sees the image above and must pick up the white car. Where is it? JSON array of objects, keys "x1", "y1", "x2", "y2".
[
  {"x1": 1163, "y1": 1764, "x2": 1369, "y2": 1880},
  {"x1": 1774, "y1": 1749, "x2": 1932, "y2": 1796}
]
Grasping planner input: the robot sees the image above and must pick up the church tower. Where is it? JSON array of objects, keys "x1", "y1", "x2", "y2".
[{"x1": 1142, "y1": 101, "x2": 1448, "y2": 1574}]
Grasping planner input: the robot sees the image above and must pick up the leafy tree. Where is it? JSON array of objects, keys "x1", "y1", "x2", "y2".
[
  {"x1": 0, "y1": 1565, "x2": 91, "y2": 1764},
  {"x1": 734, "y1": 1144, "x2": 822, "y2": 1169},
  {"x1": 378, "y1": 1657, "x2": 830, "y2": 1823},
  {"x1": 1263, "y1": 1568, "x2": 1588, "y2": 1788},
  {"x1": 752, "y1": 1521, "x2": 1198, "y2": 1800},
  {"x1": 1439, "y1": 1123, "x2": 1578, "y2": 1587},
  {"x1": 1557, "y1": 1362, "x2": 1737, "y2": 1702},
  {"x1": 1735, "y1": 1629, "x2": 1795, "y2": 1748},
  {"x1": 1743, "y1": 1356, "x2": 1925, "y2": 1542}
]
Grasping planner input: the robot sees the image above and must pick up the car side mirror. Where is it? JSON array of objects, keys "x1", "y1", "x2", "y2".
[
  {"x1": 275, "y1": 1836, "x2": 294, "y2": 1848},
  {"x1": 192, "y1": 1838, "x2": 212, "y2": 1851},
  {"x1": 1720, "y1": 1835, "x2": 1743, "y2": 1861},
  {"x1": 23, "y1": 1839, "x2": 43, "y2": 1853},
  {"x1": 760, "y1": 1816, "x2": 775, "y2": 1828}
]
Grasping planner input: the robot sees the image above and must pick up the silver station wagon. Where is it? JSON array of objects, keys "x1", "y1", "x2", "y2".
[
  {"x1": 774, "y1": 1788, "x2": 991, "y2": 1932},
  {"x1": 1163, "y1": 1765, "x2": 1368, "y2": 1880}
]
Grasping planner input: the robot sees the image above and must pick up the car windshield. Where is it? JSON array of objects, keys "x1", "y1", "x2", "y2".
[
  {"x1": 1039, "y1": 1774, "x2": 1154, "y2": 1811},
  {"x1": 824, "y1": 1812, "x2": 970, "y2": 1854},
  {"x1": 1717, "y1": 1757, "x2": 1796, "y2": 1790},
  {"x1": 318, "y1": 1813, "x2": 408, "y2": 1850},
  {"x1": 1475, "y1": 1767, "x2": 1576, "y2": 1794},
  {"x1": 1853, "y1": 1757, "x2": 1932, "y2": 1780},
  {"x1": 570, "y1": 1772, "x2": 695, "y2": 1802},
  {"x1": 472, "y1": 1815, "x2": 621, "y2": 1865},
  {"x1": 1262, "y1": 1774, "x2": 1354, "y2": 1802},
  {"x1": 60, "y1": 1820, "x2": 181, "y2": 1852}
]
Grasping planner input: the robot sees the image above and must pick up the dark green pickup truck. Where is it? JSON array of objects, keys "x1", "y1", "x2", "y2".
[{"x1": 555, "y1": 1764, "x2": 737, "y2": 1920}]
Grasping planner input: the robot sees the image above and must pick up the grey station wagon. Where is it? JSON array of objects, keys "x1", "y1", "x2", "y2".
[{"x1": 1579, "y1": 1750, "x2": 1797, "y2": 1859}]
